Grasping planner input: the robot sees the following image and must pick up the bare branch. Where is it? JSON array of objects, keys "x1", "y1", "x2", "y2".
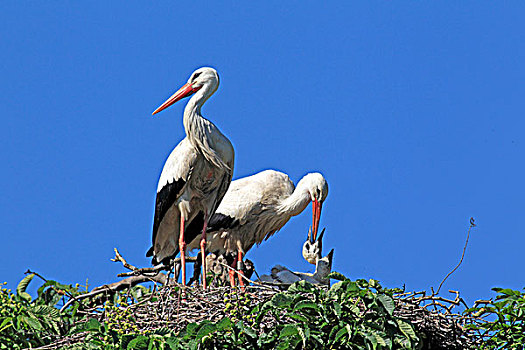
[
  {"x1": 112, "y1": 248, "x2": 197, "y2": 277},
  {"x1": 60, "y1": 273, "x2": 178, "y2": 312},
  {"x1": 436, "y1": 218, "x2": 476, "y2": 294}
]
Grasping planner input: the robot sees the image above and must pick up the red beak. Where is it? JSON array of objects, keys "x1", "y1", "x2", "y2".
[
  {"x1": 312, "y1": 199, "x2": 323, "y2": 241},
  {"x1": 152, "y1": 83, "x2": 201, "y2": 115}
]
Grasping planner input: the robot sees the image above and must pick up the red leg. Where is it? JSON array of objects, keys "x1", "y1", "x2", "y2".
[
  {"x1": 179, "y1": 213, "x2": 186, "y2": 286},
  {"x1": 200, "y1": 213, "x2": 209, "y2": 289},
  {"x1": 237, "y1": 250, "x2": 245, "y2": 291},
  {"x1": 229, "y1": 254, "x2": 238, "y2": 287}
]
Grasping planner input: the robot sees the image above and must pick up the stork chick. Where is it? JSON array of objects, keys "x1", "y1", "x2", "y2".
[
  {"x1": 302, "y1": 227, "x2": 325, "y2": 265},
  {"x1": 260, "y1": 248, "x2": 334, "y2": 286}
]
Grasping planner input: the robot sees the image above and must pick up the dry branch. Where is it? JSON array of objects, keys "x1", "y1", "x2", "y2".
[{"x1": 436, "y1": 217, "x2": 476, "y2": 294}]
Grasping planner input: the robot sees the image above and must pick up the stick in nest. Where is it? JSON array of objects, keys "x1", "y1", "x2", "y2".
[
  {"x1": 112, "y1": 248, "x2": 197, "y2": 277},
  {"x1": 60, "y1": 249, "x2": 184, "y2": 312}
]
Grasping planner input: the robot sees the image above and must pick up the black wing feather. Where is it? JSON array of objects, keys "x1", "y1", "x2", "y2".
[
  {"x1": 207, "y1": 213, "x2": 239, "y2": 232},
  {"x1": 146, "y1": 178, "x2": 185, "y2": 257}
]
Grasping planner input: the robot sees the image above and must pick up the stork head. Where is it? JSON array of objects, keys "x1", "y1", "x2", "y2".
[
  {"x1": 152, "y1": 67, "x2": 219, "y2": 115},
  {"x1": 299, "y1": 172, "x2": 328, "y2": 241},
  {"x1": 302, "y1": 227, "x2": 325, "y2": 265}
]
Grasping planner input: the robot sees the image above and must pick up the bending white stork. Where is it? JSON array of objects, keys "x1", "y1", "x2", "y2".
[
  {"x1": 146, "y1": 67, "x2": 234, "y2": 288},
  {"x1": 188, "y1": 170, "x2": 328, "y2": 286}
]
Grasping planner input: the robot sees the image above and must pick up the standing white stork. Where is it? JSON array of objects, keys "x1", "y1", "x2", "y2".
[
  {"x1": 146, "y1": 67, "x2": 234, "y2": 288},
  {"x1": 188, "y1": 170, "x2": 328, "y2": 286}
]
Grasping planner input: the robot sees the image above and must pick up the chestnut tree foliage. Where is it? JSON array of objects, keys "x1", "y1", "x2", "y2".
[{"x1": 0, "y1": 272, "x2": 523, "y2": 349}]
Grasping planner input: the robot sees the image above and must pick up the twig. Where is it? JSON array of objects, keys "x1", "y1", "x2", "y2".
[
  {"x1": 25, "y1": 269, "x2": 47, "y2": 283},
  {"x1": 60, "y1": 274, "x2": 175, "y2": 312},
  {"x1": 112, "y1": 248, "x2": 197, "y2": 277},
  {"x1": 25, "y1": 269, "x2": 75, "y2": 299},
  {"x1": 216, "y1": 261, "x2": 275, "y2": 290},
  {"x1": 436, "y1": 218, "x2": 476, "y2": 294}
]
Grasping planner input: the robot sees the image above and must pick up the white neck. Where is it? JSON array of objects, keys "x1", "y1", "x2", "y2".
[
  {"x1": 182, "y1": 86, "x2": 211, "y2": 135},
  {"x1": 181, "y1": 84, "x2": 231, "y2": 171},
  {"x1": 277, "y1": 182, "x2": 311, "y2": 217}
]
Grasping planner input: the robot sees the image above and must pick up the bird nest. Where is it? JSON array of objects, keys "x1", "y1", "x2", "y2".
[
  {"x1": 393, "y1": 290, "x2": 481, "y2": 349},
  {"x1": 32, "y1": 249, "x2": 483, "y2": 349},
  {"x1": 39, "y1": 282, "x2": 481, "y2": 350}
]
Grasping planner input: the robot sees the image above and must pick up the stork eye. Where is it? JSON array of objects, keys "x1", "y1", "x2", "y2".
[{"x1": 192, "y1": 72, "x2": 202, "y2": 81}]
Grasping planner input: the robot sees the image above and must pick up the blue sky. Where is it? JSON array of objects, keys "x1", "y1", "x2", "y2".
[{"x1": 1, "y1": 2, "x2": 524, "y2": 305}]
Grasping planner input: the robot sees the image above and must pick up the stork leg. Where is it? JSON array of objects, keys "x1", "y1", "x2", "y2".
[
  {"x1": 200, "y1": 213, "x2": 209, "y2": 289},
  {"x1": 237, "y1": 250, "x2": 245, "y2": 291},
  {"x1": 228, "y1": 253, "x2": 238, "y2": 287},
  {"x1": 179, "y1": 213, "x2": 186, "y2": 286}
]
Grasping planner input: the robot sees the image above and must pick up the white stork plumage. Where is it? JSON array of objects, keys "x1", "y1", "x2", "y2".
[
  {"x1": 188, "y1": 170, "x2": 328, "y2": 286},
  {"x1": 146, "y1": 67, "x2": 234, "y2": 288}
]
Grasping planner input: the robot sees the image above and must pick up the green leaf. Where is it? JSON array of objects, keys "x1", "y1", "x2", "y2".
[
  {"x1": 297, "y1": 326, "x2": 307, "y2": 348},
  {"x1": 279, "y1": 324, "x2": 299, "y2": 338},
  {"x1": 185, "y1": 322, "x2": 199, "y2": 337},
  {"x1": 294, "y1": 300, "x2": 320, "y2": 312},
  {"x1": 311, "y1": 333, "x2": 325, "y2": 346},
  {"x1": 269, "y1": 293, "x2": 294, "y2": 308},
  {"x1": 328, "y1": 281, "x2": 345, "y2": 298},
  {"x1": 497, "y1": 288, "x2": 520, "y2": 297},
  {"x1": 397, "y1": 319, "x2": 417, "y2": 341},
  {"x1": 348, "y1": 303, "x2": 361, "y2": 317},
  {"x1": 164, "y1": 336, "x2": 179, "y2": 350},
  {"x1": 368, "y1": 279, "x2": 382, "y2": 290},
  {"x1": 239, "y1": 321, "x2": 257, "y2": 339},
  {"x1": 17, "y1": 274, "x2": 35, "y2": 295},
  {"x1": 258, "y1": 328, "x2": 278, "y2": 346},
  {"x1": 362, "y1": 331, "x2": 378, "y2": 350},
  {"x1": 327, "y1": 271, "x2": 347, "y2": 281},
  {"x1": 377, "y1": 294, "x2": 395, "y2": 315},
  {"x1": 195, "y1": 322, "x2": 217, "y2": 342},
  {"x1": 216, "y1": 317, "x2": 232, "y2": 331},
  {"x1": 373, "y1": 331, "x2": 388, "y2": 347},
  {"x1": 276, "y1": 339, "x2": 291, "y2": 350},
  {"x1": 0, "y1": 317, "x2": 13, "y2": 332},
  {"x1": 16, "y1": 274, "x2": 35, "y2": 302},
  {"x1": 49, "y1": 319, "x2": 61, "y2": 334},
  {"x1": 288, "y1": 280, "x2": 315, "y2": 293},
  {"x1": 32, "y1": 304, "x2": 60, "y2": 319},
  {"x1": 82, "y1": 318, "x2": 103, "y2": 332},
  {"x1": 23, "y1": 316, "x2": 43, "y2": 331},
  {"x1": 345, "y1": 281, "x2": 361, "y2": 293},
  {"x1": 334, "y1": 324, "x2": 352, "y2": 344},
  {"x1": 127, "y1": 335, "x2": 149, "y2": 349},
  {"x1": 289, "y1": 313, "x2": 309, "y2": 322},
  {"x1": 333, "y1": 301, "x2": 342, "y2": 317}
]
